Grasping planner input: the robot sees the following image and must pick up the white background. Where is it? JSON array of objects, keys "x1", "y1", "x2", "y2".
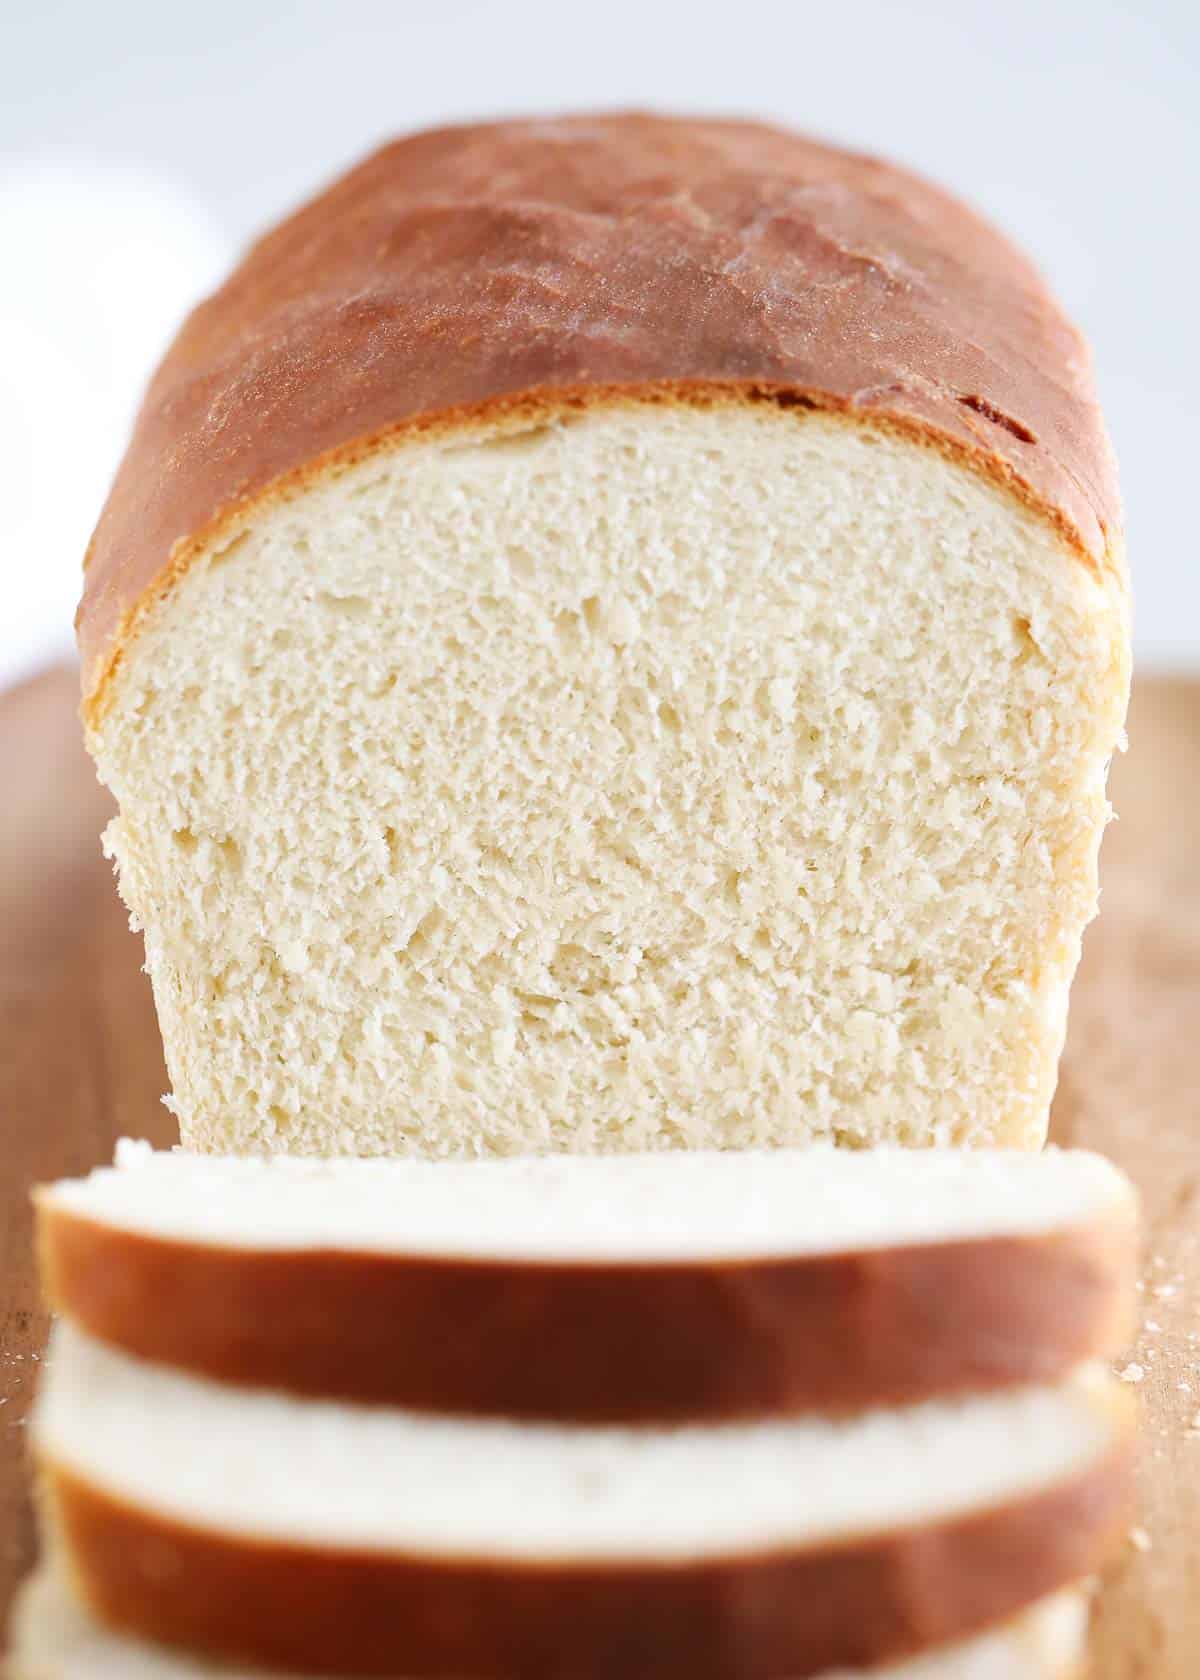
[{"x1": 1, "y1": 0, "x2": 1195, "y2": 685}]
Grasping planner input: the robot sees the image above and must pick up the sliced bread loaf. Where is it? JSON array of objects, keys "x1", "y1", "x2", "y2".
[
  {"x1": 38, "y1": 1142, "x2": 1136, "y2": 1419},
  {"x1": 77, "y1": 113, "x2": 1129, "y2": 1159},
  {"x1": 34, "y1": 1327, "x2": 1132, "y2": 1679},
  {"x1": 7, "y1": 1570, "x2": 1092, "y2": 1680}
]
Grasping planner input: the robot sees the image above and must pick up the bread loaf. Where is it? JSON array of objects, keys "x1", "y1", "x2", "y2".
[
  {"x1": 34, "y1": 1327, "x2": 1132, "y2": 1679},
  {"x1": 7, "y1": 1570, "x2": 1093, "y2": 1680},
  {"x1": 77, "y1": 113, "x2": 1130, "y2": 1157},
  {"x1": 37, "y1": 1142, "x2": 1137, "y2": 1420}
]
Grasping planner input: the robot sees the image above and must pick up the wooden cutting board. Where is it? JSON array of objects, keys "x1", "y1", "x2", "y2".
[{"x1": 2, "y1": 666, "x2": 1197, "y2": 1677}]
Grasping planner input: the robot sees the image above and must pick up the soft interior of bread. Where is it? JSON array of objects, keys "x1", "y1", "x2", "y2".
[
  {"x1": 44, "y1": 1140, "x2": 1133, "y2": 1259},
  {"x1": 38, "y1": 1328, "x2": 1119, "y2": 1557},
  {"x1": 8, "y1": 1568, "x2": 1087, "y2": 1680},
  {"x1": 92, "y1": 401, "x2": 1127, "y2": 1157}
]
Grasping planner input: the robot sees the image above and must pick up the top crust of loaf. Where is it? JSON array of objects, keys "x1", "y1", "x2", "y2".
[{"x1": 77, "y1": 111, "x2": 1123, "y2": 722}]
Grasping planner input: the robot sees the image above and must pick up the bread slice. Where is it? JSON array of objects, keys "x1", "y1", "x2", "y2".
[
  {"x1": 34, "y1": 1327, "x2": 1131, "y2": 1679},
  {"x1": 76, "y1": 113, "x2": 1129, "y2": 1159},
  {"x1": 7, "y1": 1570, "x2": 1092, "y2": 1680},
  {"x1": 37, "y1": 1142, "x2": 1136, "y2": 1420}
]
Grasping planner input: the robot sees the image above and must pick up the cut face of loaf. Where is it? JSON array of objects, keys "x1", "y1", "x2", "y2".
[
  {"x1": 8, "y1": 1571, "x2": 1091, "y2": 1680},
  {"x1": 37, "y1": 1142, "x2": 1138, "y2": 1419},
  {"x1": 92, "y1": 406, "x2": 1126, "y2": 1157},
  {"x1": 35, "y1": 1328, "x2": 1130, "y2": 1679},
  {"x1": 79, "y1": 115, "x2": 1130, "y2": 1157}
]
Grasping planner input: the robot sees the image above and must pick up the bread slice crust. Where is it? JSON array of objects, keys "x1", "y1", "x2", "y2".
[
  {"x1": 43, "y1": 1443, "x2": 1130, "y2": 1680},
  {"x1": 38, "y1": 1202, "x2": 1136, "y2": 1421},
  {"x1": 6, "y1": 1569, "x2": 1092, "y2": 1680}
]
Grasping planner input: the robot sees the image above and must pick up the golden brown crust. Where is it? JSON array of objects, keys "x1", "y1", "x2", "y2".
[
  {"x1": 76, "y1": 113, "x2": 1123, "y2": 724},
  {"x1": 45, "y1": 1435, "x2": 1134, "y2": 1679},
  {"x1": 38, "y1": 1204, "x2": 1136, "y2": 1422}
]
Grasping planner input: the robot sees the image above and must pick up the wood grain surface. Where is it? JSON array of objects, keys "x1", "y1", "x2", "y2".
[{"x1": 1, "y1": 665, "x2": 1197, "y2": 1677}]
